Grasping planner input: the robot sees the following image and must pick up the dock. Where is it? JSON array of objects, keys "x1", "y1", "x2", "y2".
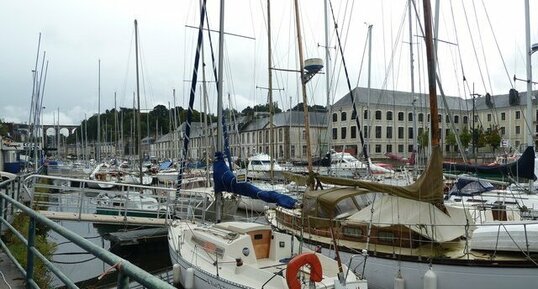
[
  {"x1": 0, "y1": 252, "x2": 25, "y2": 289},
  {"x1": 105, "y1": 227, "x2": 168, "y2": 246},
  {"x1": 37, "y1": 211, "x2": 168, "y2": 226}
]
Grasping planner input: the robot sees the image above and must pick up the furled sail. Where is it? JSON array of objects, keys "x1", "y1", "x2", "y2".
[{"x1": 213, "y1": 152, "x2": 297, "y2": 209}]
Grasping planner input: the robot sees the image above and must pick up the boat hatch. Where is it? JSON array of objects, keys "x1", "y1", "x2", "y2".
[{"x1": 248, "y1": 229, "x2": 271, "y2": 259}]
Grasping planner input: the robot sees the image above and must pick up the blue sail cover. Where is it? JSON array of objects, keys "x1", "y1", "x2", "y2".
[{"x1": 213, "y1": 152, "x2": 297, "y2": 209}]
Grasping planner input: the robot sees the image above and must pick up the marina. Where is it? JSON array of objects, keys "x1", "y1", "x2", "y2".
[{"x1": 2, "y1": 0, "x2": 538, "y2": 289}]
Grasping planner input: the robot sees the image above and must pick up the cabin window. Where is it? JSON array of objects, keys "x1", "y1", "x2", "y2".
[
  {"x1": 386, "y1": 111, "x2": 393, "y2": 120},
  {"x1": 351, "y1": 126, "x2": 357, "y2": 138},
  {"x1": 342, "y1": 227, "x2": 363, "y2": 238},
  {"x1": 254, "y1": 234, "x2": 263, "y2": 240},
  {"x1": 375, "y1": 110, "x2": 382, "y2": 120},
  {"x1": 378, "y1": 231, "x2": 395, "y2": 244},
  {"x1": 332, "y1": 113, "x2": 338, "y2": 122}
]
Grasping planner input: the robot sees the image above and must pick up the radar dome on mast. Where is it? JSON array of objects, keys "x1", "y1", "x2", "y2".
[{"x1": 303, "y1": 58, "x2": 323, "y2": 83}]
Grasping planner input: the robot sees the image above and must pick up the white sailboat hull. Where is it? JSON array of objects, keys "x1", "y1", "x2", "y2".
[{"x1": 328, "y1": 248, "x2": 538, "y2": 289}]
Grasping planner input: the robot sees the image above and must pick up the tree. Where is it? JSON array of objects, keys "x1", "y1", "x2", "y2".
[
  {"x1": 484, "y1": 126, "x2": 502, "y2": 152},
  {"x1": 459, "y1": 126, "x2": 472, "y2": 148},
  {"x1": 0, "y1": 119, "x2": 9, "y2": 137},
  {"x1": 446, "y1": 131, "x2": 457, "y2": 146},
  {"x1": 417, "y1": 129, "x2": 429, "y2": 148}
]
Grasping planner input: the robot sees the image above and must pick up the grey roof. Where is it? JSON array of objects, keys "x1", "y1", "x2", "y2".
[
  {"x1": 241, "y1": 111, "x2": 328, "y2": 131},
  {"x1": 333, "y1": 87, "x2": 538, "y2": 112}
]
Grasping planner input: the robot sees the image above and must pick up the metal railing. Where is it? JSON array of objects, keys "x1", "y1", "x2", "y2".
[{"x1": 0, "y1": 174, "x2": 176, "y2": 289}]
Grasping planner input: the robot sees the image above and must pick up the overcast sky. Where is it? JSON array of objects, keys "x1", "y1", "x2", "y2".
[{"x1": 1, "y1": 0, "x2": 537, "y2": 125}]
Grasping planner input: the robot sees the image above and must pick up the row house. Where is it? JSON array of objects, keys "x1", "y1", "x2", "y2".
[{"x1": 332, "y1": 87, "x2": 537, "y2": 158}]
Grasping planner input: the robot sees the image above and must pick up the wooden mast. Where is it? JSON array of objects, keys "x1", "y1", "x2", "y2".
[
  {"x1": 422, "y1": 0, "x2": 439, "y2": 146},
  {"x1": 293, "y1": 0, "x2": 313, "y2": 184}
]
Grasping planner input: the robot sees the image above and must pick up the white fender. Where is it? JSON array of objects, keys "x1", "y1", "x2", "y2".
[
  {"x1": 423, "y1": 268, "x2": 437, "y2": 289},
  {"x1": 183, "y1": 267, "x2": 195, "y2": 289},
  {"x1": 172, "y1": 264, "x2": 181, "y2": 286}
]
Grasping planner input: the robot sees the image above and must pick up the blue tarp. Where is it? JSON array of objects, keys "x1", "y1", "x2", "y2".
[
  {"x1": 213, "y1": 151, "x2": 297, "y2": 209},
  {"x1": 448, "y1": 178, "x2": 494, "y2": 196},
  {"x1": 159, "y1": 161, "x2": 173, "y2": 170}
]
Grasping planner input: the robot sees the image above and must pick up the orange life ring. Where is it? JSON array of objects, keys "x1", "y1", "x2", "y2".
[{"x1": 285, "y1": 252, "x2": 323, "y2": 289}]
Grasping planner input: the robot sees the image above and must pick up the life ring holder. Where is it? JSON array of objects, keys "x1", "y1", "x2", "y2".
[{"x1": 285, "y1": 252, "x2": 323, "y2": 289}]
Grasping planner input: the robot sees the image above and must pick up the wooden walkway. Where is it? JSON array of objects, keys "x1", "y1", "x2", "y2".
[{"x1": 37, "y1": 211, "x2": 168, "y2": 226}]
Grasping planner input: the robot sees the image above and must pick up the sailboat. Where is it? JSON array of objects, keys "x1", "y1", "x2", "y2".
[
  {"x1": 269, "y1": 1, "x2": 538, "y2": 289},
  {"x1": 168, "y1": 1, "x2": 367, "y2": 289}
]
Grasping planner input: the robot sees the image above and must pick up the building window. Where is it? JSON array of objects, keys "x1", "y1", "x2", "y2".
[
  {"x1": 386, "y1": 144, "x2": 392, "y2": 153},
  {"x1": 398, "y1": 144, "x2": 404, "y2": 153},
  {"x1": 418, "y1": 113, "x2": 424, "y2": 122},
  {"x1": 341, "y1": 127, "x2": 347, "y2": 139},
  {"x1": 500, "y1": 127, "x2": 506, "y2": 135},
  {"x1": 351, "y1": 126, "x2": 357, "y2": 138},
  {"x1": 446, "y1": 115, "x2": 450, "y2": 123},
  {"x1": 438, "y1": 114, "x2": 442, "y2": 122},
  {"x1": 265, "y1": 130, "x2": 269, "y2": 143},
  {"x1": 487, "y1": 114, "x2": 492, "y2": 122},
  {"x1": 247, "y1": 133, "x2": 250, "y2": 143},
  {"x1": 278, "y1": 129, "x2": 283, "y2": 142},
  {"x1": 408, "y1": 145, "x2": 414, "y2": 153},
  {"x1": 351, "y1": 110, "x2": 357, "y2": 119},
  {"x1": 398, "y1": 112, "x2": 404, "y2": 121},
  {"x1": 375, "y1": 126, "x2": 382, "y2": 138},
  {"x1": 445, "y1": 144, "x2": 450, "y2": 152},
  {"x1": 364, "y1": 110, "x2": 368, "y2": 120},
  {"x1": 375, "y1": 144, "x2": 382, "y2": 153},
  {"x1": 386, "y1": 126, "x2": 393, "y2": 139},
  {"x1": 463, "y1": 116, "x2": 468, "y2": 124},
  {"x1": 302, "y1": 130, "x2": 306, "y2": 140},
  {"x1": 332, "y1": 113, "x2": 338, "y2": 122},
  {"x1": 258, "y1": 131, "x2": 262, "y2": 143},
  {"x1": 516, "y1": 126, "x2": 521, "y2": 134},
  {"x1": 291, "y1": 145, "x2": 295, "y2": 157},
  {"x1": 454, "y1": 115, "x2": 459, "y2": 123},
  {"x1": 302, "y1": 145, "x2": 307, "y2": 157},
  {"x1": 408, "y1": 127, "x2": 414, "y2": 139},
  {"x1": 341, "y1": 112, "x2": 347, "y2": 121},
  {"x1": 408, "y1": 112, "x2": 413, "y2": 122},
  {"x1": 398, "y1": 127, "x2": 404, "y2": 139},
  {"x1": 386, "y1": 111, "x2": 393, "y2": 120},
  {"x1": 332, "y1": 128, "x2": 337, "y2": 140},
  {"x1": 364, "y1": 126, "x2": 368, "y2": 138},
  {"x1": 516, "y1": 111, "x2": 521, "y2": 119},
  {"x1": 501, "y1": 112, "x2": 506, "y2": 121},
  {"x1": 375, "y1": 110, "x2": 382, "y2": 120}
]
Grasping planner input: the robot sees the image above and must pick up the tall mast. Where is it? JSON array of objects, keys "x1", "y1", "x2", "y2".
[
  {"x1": 267, "y1": 0, "x2": 275, "y2": 181},
  {"x1": 409, "y1": 0, "x2": 418, "y2": 173},
  {"x1": 423, "y1": 0, "x2": 439, "y2": 145},
  {"x1": 324, "y1": 0, "x2": 332, "y2": 155},
  {"x1": 215, "y1": 0, "x2": 226, "y2": 222},
  {"x1": 366, "y1": 25, "x2": 373, "y2": 159},
  {"x1": 293, "y1": 0, "x2": 313, "y2": 179},
  {"x1": 97, "y1": 59, "x2": 101, "y2": 162},
  {"x1": 135, "y1": 19, "x2": 143, "y2": 184},
  {"x1": 525, "y1": 0, "x2": 533, "y2": 148},
  {"x1": 114, "y1": 92, "x2": 118, "y2": 157}
]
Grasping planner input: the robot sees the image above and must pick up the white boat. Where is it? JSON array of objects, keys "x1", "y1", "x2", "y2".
[
  {"x1": 244, "y1": 153, "x2": 285, "y2": 180},
  {"x1": 317, "y1": 151, "x2": 393, "y2": 178},
  {"x1": 96, "y1": 192, "x2": 168, "y2": 218},
  {"x1": 119, "y1": 173, "x2": 153, "y2": 186},
  {"x1": 168, "y1": 221, "x2": 368, "y2": 289},
  {"x1": 87, "y1": 163, "x2": 117, "y2": 189}
]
